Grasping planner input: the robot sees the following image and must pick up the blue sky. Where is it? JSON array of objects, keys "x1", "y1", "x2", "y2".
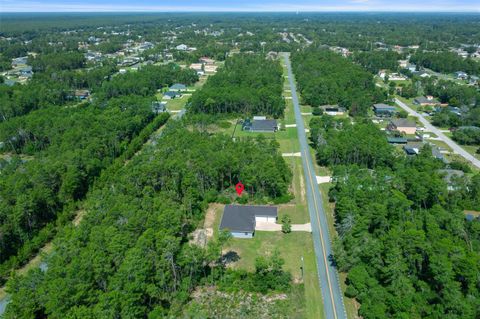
[{"x1": 1, "y1": 0, "x2": 479, "y2": 12}]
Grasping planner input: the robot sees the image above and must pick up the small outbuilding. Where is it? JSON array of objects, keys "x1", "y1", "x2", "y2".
[{"x1": 219, "y1": 205, "x2": 278, "y2": 238}]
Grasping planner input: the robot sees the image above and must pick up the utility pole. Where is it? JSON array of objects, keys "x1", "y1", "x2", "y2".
[{"x1": 301, "y1": 256, "x2": 305, "y2": 282}]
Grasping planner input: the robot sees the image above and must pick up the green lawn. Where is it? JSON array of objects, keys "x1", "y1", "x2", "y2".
[
  {"x1": 161, "y1": 95, "x2": 190, "y2": 111},
  {"x1": 462, "y1": 145, "x2": 480, "y2": 160},
  {"x1": 428, "y1": 139, "x2": 453, "y2": 152},
  {"x1": 224, "y1": 231, "x2": 324, "y2": 319}
]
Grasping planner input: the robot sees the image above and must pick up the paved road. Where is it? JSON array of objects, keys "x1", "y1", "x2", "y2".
[
  {"x1": 283, "y1": 53, "x2": 347, "y2": 319},
  {"x1": 395, "y1": 98, "x2": 480, "y2": 169}
]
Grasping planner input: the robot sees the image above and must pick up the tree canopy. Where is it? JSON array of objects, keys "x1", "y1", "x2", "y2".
[
  {"x1": 189, "y1": 54, "x2": 285, "y2": 117},
  {"x1": 292, "y1": 50, "x2": 386, "y2": 116}
]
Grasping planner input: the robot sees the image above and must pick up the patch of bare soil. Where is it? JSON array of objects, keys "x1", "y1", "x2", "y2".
[{"x1": 72, "y1": 209, "x2": 86, "y2": 226}]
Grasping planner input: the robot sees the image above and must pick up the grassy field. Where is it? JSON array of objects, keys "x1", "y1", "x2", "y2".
[{"x1": 462, "y1": 145, "x2": 480, "y2": 160}]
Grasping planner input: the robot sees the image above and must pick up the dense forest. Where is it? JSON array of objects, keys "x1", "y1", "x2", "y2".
[
  {"x1": 0, "y1": 99, "x2": 168, "y2": 282},
  {"x1": 352, "y1": 50, "x2": 403, "y2": 74},
  {"x1": 3, "y1": 125, "x2": 293, "y2": 318},
  {"x1": 188, "y1": 54, "x2": 285, "y2": 117},
  {"x1": 0, "y1": 63, "x2": 198, "y2": 284},
  {"x1": 309, "y1": 115, "x2": 480, "y2": 318},
  {"x1": 292, "y1": 50, "x2": 386, "y2": 116},
  {"x1": 411, "y1": 51, "x2": 480, "y2": 75}
]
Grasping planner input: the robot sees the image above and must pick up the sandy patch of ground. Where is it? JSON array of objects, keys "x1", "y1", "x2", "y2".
[
  {"x1": 255, "y1": 222, "x2": 311, "y2": 232},
  {"x1": 17, "y1": 242, "x2": 53, "y2": 277},
  {"x1": 72, "y1": 209, "x2": 86, "y2": 226},
  {"x1": 285, "y1": 124, "x2": 297, "y2": 128}
]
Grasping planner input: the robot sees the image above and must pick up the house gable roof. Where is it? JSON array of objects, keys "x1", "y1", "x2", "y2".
[
  {"x1": 170, "y1": 83, "x2": 186, "y2": 90},
  {"x1": 391, "y1": 118, "x2": 416, "y2": 128},
  {"x1": 250, "y1": 119, "x2": 278, "y2": 132},
  {"x1": 220, "y1": 205, "x2": 277, "y2": 233}
]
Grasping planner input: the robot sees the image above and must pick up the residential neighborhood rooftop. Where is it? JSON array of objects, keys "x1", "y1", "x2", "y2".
[{"x1": 390, "y1": 118, "x2": 416, "y2": 128}]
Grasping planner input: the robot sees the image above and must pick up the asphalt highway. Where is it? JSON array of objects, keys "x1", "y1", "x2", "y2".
[{"x1": 283, "y1": 53, "x2": 347, "y2": 319}]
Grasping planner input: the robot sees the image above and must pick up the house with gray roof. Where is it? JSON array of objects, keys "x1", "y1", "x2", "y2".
[
  {"x1": 163, "y1": 91, "x2": 181, "y2": 99},
  {"x1": 403, "y1": 142, "x2": 424, "y2": 155},
  {"x1": 414, "y1": 96, "x2": 440, "y2": 106},
  {"x1": 243, "y1": 117, "x2": 278, "y2": 132},
  {"x1": 373, "y1": 103, "x2": 397, "y2": 117},
  {"x1": 219, "y1": 205, "x2": 278, "y2": 238},
  {"x1": 455, "y1": 71, "x2": 468, "y2": 80},
  {"x1": 169, "y1": 83, "x2": 187, "y2": 91}
]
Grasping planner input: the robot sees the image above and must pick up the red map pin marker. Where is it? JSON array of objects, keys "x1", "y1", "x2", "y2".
[{"x1": 235, "y1": 182, "x2": 245, "y2": 196}]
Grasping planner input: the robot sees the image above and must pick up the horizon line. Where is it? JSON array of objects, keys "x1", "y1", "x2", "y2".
[{"x1": 2, "y1": 10, "x2": 480, "y2": 13}]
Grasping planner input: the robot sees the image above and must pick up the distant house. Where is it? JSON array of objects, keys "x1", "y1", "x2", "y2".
[
  {"x1": 387, "y1": 136, "x2": 408, "y2": 144},
  {"x1": 243, "y1": 116, "x2": 278, "y2": 132},
  {"x1": 398, "y1": 60, "x2": 408, "y2": 68},
  {"x1": 455, "y1": 71, "x2": 468, "y2": 80},
  {"x1": 151, "y1": 101, "x2": 167, "y2": 114},
  {"x1": 466, "y1": 214, "x2": 476, "y2": 222},
  {"x1": 169, "y1": 83, "x2": 187, "y2": 91},
  {"x1": 320, "y1": 105, "x2": 345, "y2": 116},
  {"x1": 469, "y1": 75, "x2": 479, "y2": 85},
  {"x1": 388, "y1": 119, "x2": 416, "y2": 135},
  {"x1": 163, "y1": 91, "x2": 181, "y2": 100},
  {"x1": 464, "y1": 210, "x2": 480, "y2": 222},
  {"x1": 19, "y1": 66, "x2": 33, "y2": 77},
  {"x1": 388, "y1": 73, "x2": 407, "y2": 81},
  {"x1": 431, "y1": 146, "x2": 448, "y2": 163},
  {"x1": 266, "y1": 51, "x2": 278, "y2": 60},
  {"x1": 189, "y1": 63, "x2": 204, "y2": 75},
  {"x1": 405, "y1": 64, "x2": 417, "y2": 72},
  {"x1": 204, "y1": 65, "x2": 218, "y2": 73},
  {"x1": 403, "y1": 142, "x2": 424, "y2": 155},
  {"x1": 199, "y1": 57, "x2": 215, "y2": 65},
  {"x1": 447, "y1": 106, "x2": 462, "y2": 117},
  {"x1": 219, "y1": 205, "x2": 278, "y2": 238},
  {"x1": 412, "y1": 70, "x2": 430, "y2": 78},
  {"x1": 12, "y1": 56, "x2": 28, "y2": 66},
  {"x1": 75, "y1": 89, "x2": 90, "y2": 100},
  {"x1": 414, "y1": 96, "x2": 439, "y2": 107},
  {"x1": 373, "y1": 103, "x2": 397, "y2": 117},
  {"x1": 437, "y1": 169, "x2": 465, "y2": 191},
  {"x1": 176, "y1": 44, "x2": 188, "y2": 51}
]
